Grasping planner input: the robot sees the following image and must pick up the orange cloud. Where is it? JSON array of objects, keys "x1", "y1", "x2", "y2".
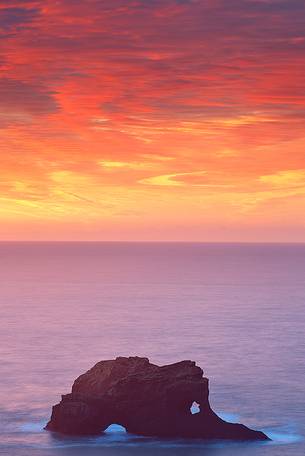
[{"x1": 0, "y1": 0, "x2": 305, "y2": 240}]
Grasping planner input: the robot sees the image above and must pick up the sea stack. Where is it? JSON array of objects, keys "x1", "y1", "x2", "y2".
[{"x1": 45, "y1": 356, "x2": 269, "y2": 440}]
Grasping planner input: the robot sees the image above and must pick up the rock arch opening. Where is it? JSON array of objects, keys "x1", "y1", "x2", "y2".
[
  {"x1": 104, "y1": 424, "x2": 127, "y2": 433},
  {"x1": 190, "y1": 401, "x2": 200, "y2": 414}
]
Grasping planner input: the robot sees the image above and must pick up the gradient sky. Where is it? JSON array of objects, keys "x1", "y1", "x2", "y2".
[{"x1": 1, "y1": 0, "x2": 305, "y2": 241}]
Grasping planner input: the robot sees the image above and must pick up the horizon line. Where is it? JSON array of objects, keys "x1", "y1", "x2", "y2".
[{"x1": 0, "y1": 240, "x2": 305, "y2": 245}]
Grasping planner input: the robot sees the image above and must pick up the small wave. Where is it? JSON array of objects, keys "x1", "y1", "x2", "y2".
[
  {"x1": 263, "y1": 424, "x2": 303, "y2": 445},
  {"x1": 19, "y1": 421, "x2": 47, "y2": 433},
  {"x1": 12, "y1": 418, "x2": 303, "y2": 450},
  {"x1": 216, "y1": 412, "x2": 304, "y2": 446}
]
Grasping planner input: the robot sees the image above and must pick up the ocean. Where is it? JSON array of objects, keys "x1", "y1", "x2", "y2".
[{"x1": 0, "y1": 242, "x2": 304, "y2": 456}]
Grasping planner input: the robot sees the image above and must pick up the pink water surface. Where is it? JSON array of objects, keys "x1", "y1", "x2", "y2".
[{"x1": 0, "y1": 242, "x2": 304, "y2": 455}]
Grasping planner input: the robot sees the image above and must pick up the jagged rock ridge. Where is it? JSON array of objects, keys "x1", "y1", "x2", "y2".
[{"x1": 45, "y1": 356, "x2": 269, "y2": 440}]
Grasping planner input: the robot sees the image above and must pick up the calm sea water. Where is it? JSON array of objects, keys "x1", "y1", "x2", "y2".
[{"x1": 0, "y1": 242, "x2": 304, "y2": 456}]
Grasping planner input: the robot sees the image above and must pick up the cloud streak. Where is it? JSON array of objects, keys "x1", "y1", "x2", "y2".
[{"x1": 0, "y1": 0, "x2": 305, "y2": 240}]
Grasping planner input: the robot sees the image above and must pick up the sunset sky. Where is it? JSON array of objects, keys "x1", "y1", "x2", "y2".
[{"x1": 1, "y1": 0, "x2": 305, "y2": 241}]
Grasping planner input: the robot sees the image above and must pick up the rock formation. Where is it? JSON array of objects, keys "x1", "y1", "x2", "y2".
[{"x1": 45, "y1": 356, "x2": 269, "y2": 440}]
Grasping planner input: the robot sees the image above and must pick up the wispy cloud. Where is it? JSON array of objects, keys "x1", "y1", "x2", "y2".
[{"x1": 1, "y1": 0, "x2": 305, "y2": 239}]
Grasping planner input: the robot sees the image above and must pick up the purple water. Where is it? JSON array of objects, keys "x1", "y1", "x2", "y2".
[{"x1": 0, "y1": 242, "x2": 304, "y2": 455}]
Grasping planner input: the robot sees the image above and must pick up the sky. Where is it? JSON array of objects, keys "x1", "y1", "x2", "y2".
[{"x1": 1, "y1": 0, "x2": 305, "y2": 241}]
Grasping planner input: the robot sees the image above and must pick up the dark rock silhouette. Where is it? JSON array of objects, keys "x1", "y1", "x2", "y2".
[{"x1": 45, "y1": 356, "x2": 269, "y2": 440}]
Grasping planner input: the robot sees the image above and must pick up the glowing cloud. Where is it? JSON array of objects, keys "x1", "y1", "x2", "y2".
[{"x1": 0, "y1": 0, "x2": 305, "y2": 241}]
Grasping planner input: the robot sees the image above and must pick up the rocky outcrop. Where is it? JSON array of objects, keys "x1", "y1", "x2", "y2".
[{"x1": 45, "y1": 356, "x2": 269, "y2": 440}]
